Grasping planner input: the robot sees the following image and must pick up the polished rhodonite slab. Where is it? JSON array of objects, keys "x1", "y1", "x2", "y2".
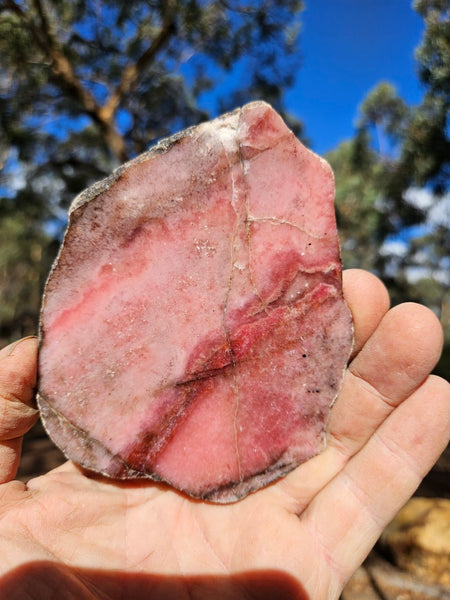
[{"x1": 38, "y1": 101, "x2": 353, "y2": 503}]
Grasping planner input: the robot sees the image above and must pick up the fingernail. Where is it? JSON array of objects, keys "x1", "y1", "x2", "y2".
[{"x1": 2, "y1": 336, "x2": 38, "y2": 357}]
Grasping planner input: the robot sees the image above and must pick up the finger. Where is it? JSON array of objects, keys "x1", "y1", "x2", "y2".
[
  {"x1": 0, "y1": 337, "x2": 39, "y2": 483},
  {"x1": 342, "y1": 269, "x2": 390, "y2": 358},
  {"x1": 0, "y1": 438, "x2": 24, "y2": 485},
  {"x1": 327, "y1": 302, "x2": 444, "y2": 457},
  {"x1": 304, "y1": 374, "x2": 450, "y2": 590}
]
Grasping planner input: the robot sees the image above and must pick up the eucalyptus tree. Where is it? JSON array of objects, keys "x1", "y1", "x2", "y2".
[{"x1": 0, "y1": 0, "x2": 304, "y2": 340}]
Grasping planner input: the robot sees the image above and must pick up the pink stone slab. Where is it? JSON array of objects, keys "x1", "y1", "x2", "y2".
[{"x1": 37, "y1": 101, "x2": 353, "y2": 503}]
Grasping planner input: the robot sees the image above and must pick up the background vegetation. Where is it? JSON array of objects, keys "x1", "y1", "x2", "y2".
[{"x1": 0, "y1": 0, "x2": 448, "y2": 376}]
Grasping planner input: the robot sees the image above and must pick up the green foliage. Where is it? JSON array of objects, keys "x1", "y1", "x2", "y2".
[
  {"x1": 331, "y1": 0, "x2": 449, "y2": 377},
  {"x1": 0, "y1": 0, "x2": 305, "y2": 205},
  {"x1": 357, "y1": 82, "x2": 409, "y2": 157},
  {"x1": 327, "y1": 138, "x2": 385, "y2": 271},
  {"x1": 414, "y1": 0, "x2": 450, "y2": 98},
  {"x1": 409, "y1": 0, "x2": 450, "y2": 192},
  {"x1": 0, "y1": 212, "x2": 55, "y2": 340},
  {"x1": 0, "y1": 0, "x2": 304, "y2": 343}
]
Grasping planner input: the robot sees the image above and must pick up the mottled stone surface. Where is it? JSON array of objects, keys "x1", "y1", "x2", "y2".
[
  {"x1": 341, "y1": 566, "x2": 382, "y2": 600},
  {"x1": 343, "y1": 553, "x2": 450, "y2": 600},
  {"x1": 380, "y1": 497, "x2": 450, "y2": 587},
  {"x1": 38, "y1": 101, "x2": 353, "y2": 502}
]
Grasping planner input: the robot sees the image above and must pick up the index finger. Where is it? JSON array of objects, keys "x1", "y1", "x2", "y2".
[
  {"x1": 342, "y1": 268, "x2": 390, "y2": 358},
  {"x1": 0, "y1": 337, "x2": 39, "y2": 483}
]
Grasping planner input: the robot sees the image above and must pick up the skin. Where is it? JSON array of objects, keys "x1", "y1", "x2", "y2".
[{"x1": 0, "y1": 269, "x2": 448, "y2": 599}]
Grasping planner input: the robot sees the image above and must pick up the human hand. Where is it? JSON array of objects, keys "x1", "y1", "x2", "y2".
[{"x1": 0, "y1": 269, "x2": 448, "y2": 600}]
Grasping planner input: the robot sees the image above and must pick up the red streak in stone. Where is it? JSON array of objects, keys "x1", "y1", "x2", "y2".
[
  {"x1": 185, "y1": 282, "x2": 336, "y2": 381},
  {"x1": 48, "y1": 274, "x2": 116, "y2": 333},
  {"x1": 121, "y1": 282, "x2": 338, "y2": 478},
  {"x1": 122, "y1": 377, "x2": 217, "y2": 473}
]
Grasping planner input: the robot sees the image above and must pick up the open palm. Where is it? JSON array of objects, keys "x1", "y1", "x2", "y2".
[{"x1": 0, "y1": 269, "x2": 448, "y2": 600}]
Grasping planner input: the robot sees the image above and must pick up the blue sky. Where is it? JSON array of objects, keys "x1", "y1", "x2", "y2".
[{"x1": 287, "y1": 0, "x2": 425, "y2": 154}]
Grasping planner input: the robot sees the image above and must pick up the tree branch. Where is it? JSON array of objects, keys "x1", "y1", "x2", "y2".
[
  {"x1": 5, "y1": 0, "x2": 100, "y2": 120},
  {"x1": 3, "y1": 0, "x2": 177, "y2": 163},
  {"x1": 99, "y1": 0, "x2": 177, "y2": 123},
  {"x1": 29, "y1": 0, "x2": 101, "y2": 118},
  {"x1": 218, "y1": 0, "x2": 259, "y2": 14},
  {"x1": 4, "y1": 0, "x2": 128, "y2": 161}
]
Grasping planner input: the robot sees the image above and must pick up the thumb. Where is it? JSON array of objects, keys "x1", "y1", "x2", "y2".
[{"x1": 0, "y1": 337, "x2": 39, "y2": 483}]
